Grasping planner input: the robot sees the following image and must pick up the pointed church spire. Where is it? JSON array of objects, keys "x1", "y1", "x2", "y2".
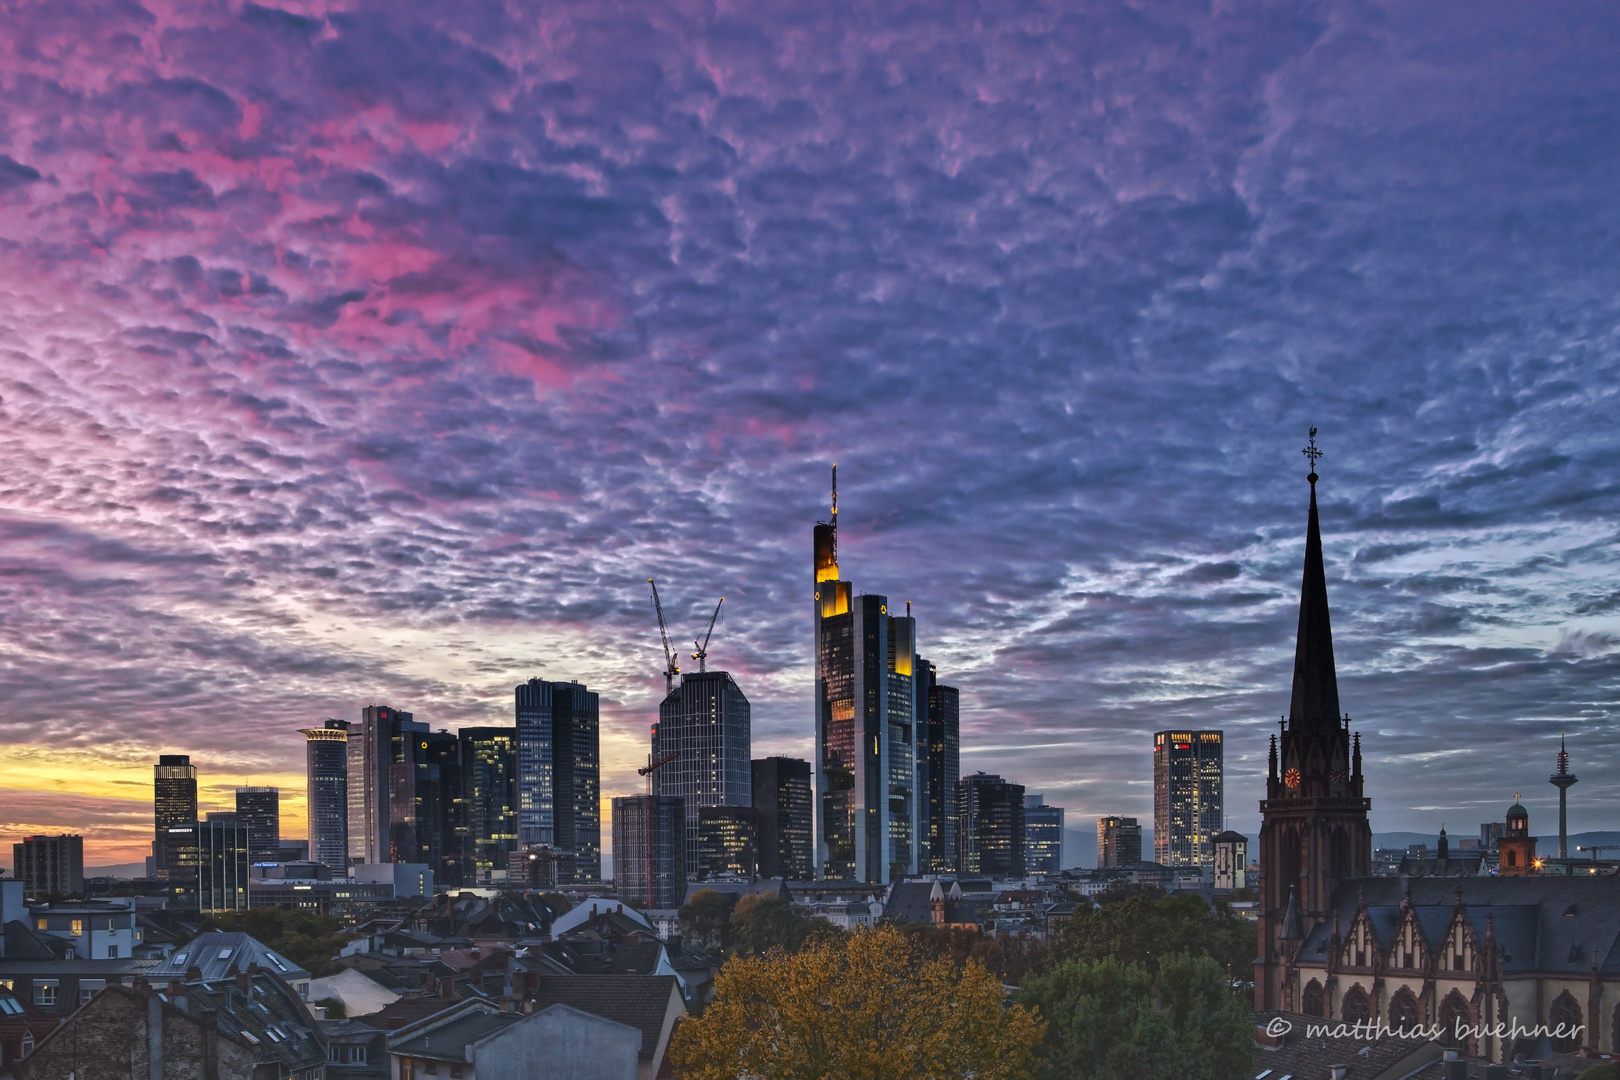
[{"x1": 1289, "y1": 428, "x2": 1341, "y2": 732}]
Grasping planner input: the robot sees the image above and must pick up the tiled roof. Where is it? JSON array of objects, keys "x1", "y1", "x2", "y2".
[
  {"x1": 164, "y1": 971, "x2": 326, "y2": 1074},
  {"x1": 885, "y1": 882, "x2": 941, "y2": 924},
  {"x1": 1253, "y1": 1010, "x2": 1441, "y2": 1080},
  {"x1": 146, "y1": 931, "x2": 309, "y2": 982},
  {"x1": 527, "y1": 975, "x2": 681, "y2": 1059},
  {"x1": 356, "y1": 997, "x2": 463, "y2": 1030},
  {"x1": 388, "y1": 1008, "x2": 518, "y2": 1060},
  {"x1": 1296, "y1": 877, "x2": 1620, "y2": 975}
]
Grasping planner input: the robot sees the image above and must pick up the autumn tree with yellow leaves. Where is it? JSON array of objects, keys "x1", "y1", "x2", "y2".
[{"x1": 670, "y1": 922, "x2": 1044, "y2": 1080}]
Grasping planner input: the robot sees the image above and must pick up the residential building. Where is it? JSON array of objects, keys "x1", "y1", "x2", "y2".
[
  {"x1": 20, "y1": 966, "x2": 326, "y2": 1079},
  {"x1": 26, "y1": 898, "x2": 141, "y2": 960},
  {"x1": 1097, "y1": 815, "x2": 1143, "y2": 868},
  {"x1": 917, "y1": 664, "x2": 960, "y2": 874},
  {"x1": 11, "y1": 835, "x2": 83, "y2": 897},
  {"x1": 459, "y1": 726, "x2": 518, "y2": 884},
  {"x1": 812, "y1": 467, "x2": 921, "y2": 883},
  {"x1": 612, "y1": 794, "x2": 686, "y2": 908},
  {"x1": 347, "y1": 704, "x2": 416, "y2": 866},
  {"x1": 153, "y1": 754, "x2": 199, "y2": 909},
  {"x1": 525, "y1": 974, "x2": 687, "y2": 1080},
  {"x1": 751, "y1": 757, "x2": 812, "y2": 881},
  {"x1": 234, "y1": 786, "x2": 280, "y2": 865},
  {"x1": 515, "y1": 678, "x2": 602, "y2": 884},
  {"x1": 1152, "y1": 729, "x2": 1223, "y2": 872},
  {"x1": 697, "y1": 806, "x2": 757, "y2": 882},
  {"x1": 197, "y1": 817, "x2": 250, "y2": 912},
  {"x1": 652, "y1": 669, "x2": 752, "y2": 877},
  {"x1": 299, "y1": 719, "x2": 349, "y2": 870},
  {"x1": 958, "y1": 773, "x2": 1025, "y2": 879},
  {"x1": 1024, "y1": 795, "x2": 1064, "y2": 874}
]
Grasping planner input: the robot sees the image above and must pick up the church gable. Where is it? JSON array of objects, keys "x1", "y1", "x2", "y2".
[
  {"x1": 1389, "y1": 906, "x2": 1431, "y2": 973},
  {"x1": 1440, "y1": 908, "x2": 1478, "y2": 975},
  {"x1": 1341, "y1": 908, "x2": 1381, "y2": 970}
]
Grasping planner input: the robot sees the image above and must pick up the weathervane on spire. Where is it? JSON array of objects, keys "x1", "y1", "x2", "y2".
[{"x1": 1302, "y1": 427, "x2": 1323, "y2": 481}]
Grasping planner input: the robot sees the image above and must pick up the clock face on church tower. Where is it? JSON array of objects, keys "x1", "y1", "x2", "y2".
[{"x1": 1284, "y1": 768, "x2": 1302, "y2": 789}]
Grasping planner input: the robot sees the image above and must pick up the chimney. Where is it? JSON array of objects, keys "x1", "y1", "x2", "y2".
[
  {"x1": 185, "y1": 966, "x2": 202, "y2": 984},
  {"x1": 236, "y1": 966, "x2": 253, "y2": 993},
  {"x1": 198, "y1": 1008, "x2": 220, "y2": 1080},
  {"x1": 1254, "y1": 1022, "x2": 1285, "y2": 1050},
  {"x1": 1444, "y1": 1060, "x2": 1467, "y2": 1080},
  {"x1": 1330, "y1": 1067, "x2": 1348, "y2": 1080},
  {"x1": 439, "y1": 976, "x2": 455, "y2": 999}
]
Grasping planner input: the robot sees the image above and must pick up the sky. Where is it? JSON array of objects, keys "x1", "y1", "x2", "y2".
[{"x1": 1, "y1": 0, "x2": 1618, "y2": 868}]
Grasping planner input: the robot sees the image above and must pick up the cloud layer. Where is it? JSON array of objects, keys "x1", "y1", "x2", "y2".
[{"x1": 1, "y1": 0, "x2": 1617, "y2": 864}]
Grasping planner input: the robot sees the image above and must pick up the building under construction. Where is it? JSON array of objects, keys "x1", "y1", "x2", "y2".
[{"x1": 651, "y1": 671, "x2": 752, "y2": 877}]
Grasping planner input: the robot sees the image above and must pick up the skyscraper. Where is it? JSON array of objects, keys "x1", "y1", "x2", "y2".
[
  {"x1": 515, "y1": 678, "x2": 601, "y2": 884},
  {"x1": 196, "y1": 818, "x2": 250, "y2": 912},
  {"x1": 752, "y1": 757, "x2": 813, "y2": 881},
  {"x1": 917, "y1": 665, "x2": 960, "y2": 874},
  {"x1": 812, "y1": 467, "x2": 919, "y2": 883},
  {"x1": 652, "y1": 669, "x2": 751, "y2": 876},
  {"x1": 235, "y1": 786, "x2": 281, "y2": 865},
  {"x1": 698, "y1": 807, "x2": 759, "y2": 882},
  {"x1": 1096, "y1": 815, "x2": 1142, "y2": 868},
  {"x1": 459, "y1": 727, "x2": 518, "y2": 884},
  {"x1": 1024, "y1": 795, "x2": 1064, "y2": 875},
  {"x1": 958, "y1": 772, "x2": 1025, "y2": 879},
  {"x1": 423, "y1": 730, "x2": 463, "y2": 886},
  {"x1": 300, "y1": 720, "x2": 349, "y2": 870},
  {"x1": 1152, "y1": 730, "x2": 1223, "y2": 871},
  {"x1": 154, "y1": 754, "x2": 199, "y2": 907},
  {"x1": 347, "y1": 705, "x2": 414, "y2": 865},
  {"x1": 613, "y1": 794, "x2": 686, "y2": 907},
  {"x1": 12, "y1": 835, "x2": 84, "y2": 897}
]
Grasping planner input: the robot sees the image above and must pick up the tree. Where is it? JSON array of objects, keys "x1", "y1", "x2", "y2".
[
  {"x1": 679, "y1": 888, "x2": 732, "y2": 949},
  {"x1": 195, "y1": 909, "x2": 348, "y2": 976},
  {"x1": 1018, "y1": 955, "x2": 1252, "y2": 1080},
  {"x1": 1051, "y1": 892, "x2": 1252, "y2": 990},
  {"x1": 895, "y1": 923, "x2": 1049, "y2": 985},
  {"x1": 729, "y1": 894, "x2": 811, "y2": 956},
  {"x1": 671, "y1": 923, "x2": 1044, "y2": 1080}
]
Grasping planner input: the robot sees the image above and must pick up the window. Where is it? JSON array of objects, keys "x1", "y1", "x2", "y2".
[
  {"x1": 71, "y1": 919, "x2": 83, "y2": 936},
  {"x1": 107, "y1": 945, "x2": 119, "y2": 958},
  {"x1": 33, "y1": 983, "x2": 58, "y2": 1007},
  {"x1": 35, "y1": 918, "x2": 46, "y2": 931},
  {"x1": 328, "y1": 1045, "x2": 369, "y2": 1064}
]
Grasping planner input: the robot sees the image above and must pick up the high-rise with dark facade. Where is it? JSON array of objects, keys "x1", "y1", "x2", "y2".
[
  {"x1": 752, "y1": 757, "x2": 813, "y2": 881},
  {"x1": 347, "y1": 705, "x2": 416, "y2": 865},
  {"x1": 698, "y1": 806, "x2": 758, "y2": 882},
  {"x1": 515, "y1": 678, "x2": 601, "y2": 884},
  {"x1": 652, "y1": 669, "x2": 751, "y2": 876},
  {"x1": 422, "y1": 730, "x2": 463, "y2": 886},
  {"x1": 917, "y1": 663, "x2": 960, "y2": 874},
  {"x1": 958, "y1": 772, "x2": 1025, "y2": 879},
  {"x1": 812, "y1": 468, "x2": 919, "y2": 883},
  {"x1": 12, "y1": 835, "x2": 84, "y2": 896},
  {"x1": 613, "y1": 794, "x2": 686, "y2": 907},
  {"x1": 1024, "y1": 795, "x2": 1064, "y2": 874},
  {"x1": 197, "y1": 818, "x2": 250, "y2": 911},
  {"x1": 1097, "y1": 815, "x2": 1143, "y2": 868},
  {"x1": 154, "y1": 754, "x2": 199, "y2": 907},
  {"x1": 300, "y1": 720, "x2": 348, "y2": 870},
  {"x1": 1152, "y1": 730, "x2": 1223, "y2": 871},
  {"x1": 459, "y1": 727, "x2": 518, "y2": 884},
  {"x1": 234, "y1": 787, "x2": 280, "y2": 865}
]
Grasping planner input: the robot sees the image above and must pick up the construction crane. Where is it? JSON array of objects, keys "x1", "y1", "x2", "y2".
[
  {"x1": 691, "y1": 597, "x2": 724, "y2": 672},
  {"x1": 648, "y1": 578, "x2": 680, "y2": 695},
  {"x1": 637, "y1": 750, "x2": 680, "y2": 906}
]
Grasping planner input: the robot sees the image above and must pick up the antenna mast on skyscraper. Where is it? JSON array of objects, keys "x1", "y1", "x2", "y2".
[
  {"x1": 830, "y1": 463, "x2": 838, "y2": 566},
  {"x1": 648, "y1": 578, "x2": 680, "y2": 695}
]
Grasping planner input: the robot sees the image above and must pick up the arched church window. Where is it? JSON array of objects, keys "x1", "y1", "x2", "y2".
[
  {"x1": 1302, "y1": 980, "x2": 1324, "y2": 1016},
  {"x1": 1342, "y1": 985, "x2": 1371, "y2": 1023},
  {"x1": 1389, "y1": 987, "x2": 1421, "y2": 1029},
  {"x1": 1439, "y1": 990, "x2": 1472, "y2": 1050},
  {"x1": 1549, "y1": 991, "x2": 1583, "y2": 1053}
]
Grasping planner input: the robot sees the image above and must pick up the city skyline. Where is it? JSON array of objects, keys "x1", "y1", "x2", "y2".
[{"x1": 3, "y1": 0, "x2": 1620, "y2": 868}]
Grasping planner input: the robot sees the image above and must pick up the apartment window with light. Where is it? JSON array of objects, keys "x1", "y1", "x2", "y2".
[
  {"x1": 70, "y1": 919, "x2": 83, "y2": 936},
  {"x1": 33, "y1": 983, "x2": 57, "y2": 1007}
]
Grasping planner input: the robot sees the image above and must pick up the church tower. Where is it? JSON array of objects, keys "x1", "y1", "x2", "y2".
[{"x1": 1256, "y1": 431, "x2": 1372, "y2": 1009}]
